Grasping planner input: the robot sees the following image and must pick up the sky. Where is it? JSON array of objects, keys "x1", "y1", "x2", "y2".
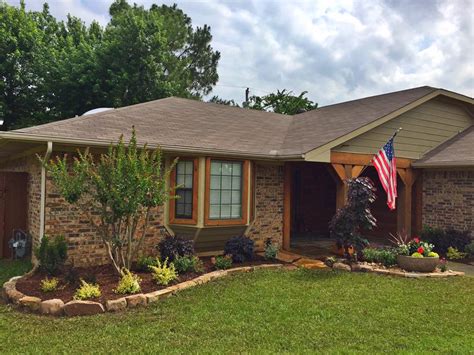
[{"x1": 6, "y1": 0, "x2": 474, "y2": 106}]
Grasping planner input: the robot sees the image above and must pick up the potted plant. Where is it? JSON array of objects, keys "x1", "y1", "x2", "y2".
[{"x1": 391, "y1": 234, "x2": 439, "y2": 272}]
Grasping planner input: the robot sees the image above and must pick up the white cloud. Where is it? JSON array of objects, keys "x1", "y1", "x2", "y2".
[{"x1": 6, "y1": 0, "x2": 474, "y2": 105}]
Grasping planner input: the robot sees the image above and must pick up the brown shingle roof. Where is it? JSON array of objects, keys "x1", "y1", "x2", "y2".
[
  {"x1": 8, "y1": 86, "x2": 460, "y2": 159},
  {"x1": 413, "y1": 126, "x2": 474, "y2": 167}
]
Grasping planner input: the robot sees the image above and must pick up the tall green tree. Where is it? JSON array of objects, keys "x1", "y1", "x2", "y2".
[
  {"x1": 0, "y1": 0, "x2": 220, "y2": 130},
  {"x1": 244, "y1": 89, "x2": 318, "y2": 115}
]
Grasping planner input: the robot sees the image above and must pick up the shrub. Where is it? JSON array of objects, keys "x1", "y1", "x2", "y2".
[
  {"x1": 215, "y1": 255, "x2": 233, "y2": 270},
  {"x1": 439, "y1": 258, "x2": 448, "y2": 272},
  {"x1": 174, "y1": 255, "x2": 204, "y2": 274},
  {"x1": 35, "y1": 235, "x2": 68, "y2": 275},
  {"x1": 464, "y1": 241, "x2": 474, "y2": 257},
  {"x1": 446, "y1": 247, "x2": 467, "y2": 260},
  {"x1": 329, "y1": 178, "x2": 376, "y2": 259},
  {"x1": 74, "y1": 279, "x2": 101, "y2": 300},
  {"x1": 421, "y1": 227, "x2": 472, "y2": 255},
  {"x1": 136, "y1": 255, "x2": 159, "y2": 272},
  {"x1": 114, "y1": 269, "x2": 141, "y2": 294},
  {"x1": 40, "y1": 277, "x2": 59, "y2": 292},
  {"x1": 158, "y1": 235, "x2": 194, "y2": 262},
  {"x1": 362, "y1": 248, "x2": 397, "y2": 267},
  {"x1": 264, "y1": 238, "x2": 278, "y2": 260},
  {"x1": 427, "y1": 252, "x2": 439, "y2": 258},
  {"x1": 224, "y1": 236, "x2": 254, "y2": 263},
  {"x1": 150, "y1": 258, "x2": 178, "y2": 285},
  {"x1": 411, "y1": 252, "x2": 423, "y2": 258}
]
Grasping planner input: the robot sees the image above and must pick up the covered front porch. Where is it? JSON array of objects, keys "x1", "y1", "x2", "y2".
[{"x1": 282, "y1": 152, "x2": 423, "y2": 256}]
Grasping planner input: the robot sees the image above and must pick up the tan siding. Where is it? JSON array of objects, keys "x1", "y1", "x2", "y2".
[{"x1": 333, "y1": 98, "x2": 473, "y2": 159}]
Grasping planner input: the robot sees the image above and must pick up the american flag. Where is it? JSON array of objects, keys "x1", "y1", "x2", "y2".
[{"x1": 372, "y1": 136, "x2": 397, "y2": 210}]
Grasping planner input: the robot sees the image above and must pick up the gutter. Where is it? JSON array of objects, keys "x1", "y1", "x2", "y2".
[
  {"x1": 39, "y1": 141, "x2": 53, "y2": 241},
  {"x1": 0, "y1": 131, "x2": 305, "y2": 161}
]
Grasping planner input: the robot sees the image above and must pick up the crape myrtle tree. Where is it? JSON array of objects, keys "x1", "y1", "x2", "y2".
[
  {"x1": 329, "y1": 177, "x2": 377, "y2": 260},
  {"x1": 42, "y1": 130, "x2": 176, "y2": 275}
]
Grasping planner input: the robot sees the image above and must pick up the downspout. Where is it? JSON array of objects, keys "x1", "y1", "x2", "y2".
[{"x1": 39, "y1": 141, "x2": 53, "y2": 241}]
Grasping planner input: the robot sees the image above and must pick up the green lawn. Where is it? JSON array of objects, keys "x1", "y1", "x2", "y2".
[{"x1": 1, "y1": 260, "x2": 473, "y2": 354}]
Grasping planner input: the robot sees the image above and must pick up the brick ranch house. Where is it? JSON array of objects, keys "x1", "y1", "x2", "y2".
[{"x1": 0, "y1": 86, "x2": 472, "y2": 266}]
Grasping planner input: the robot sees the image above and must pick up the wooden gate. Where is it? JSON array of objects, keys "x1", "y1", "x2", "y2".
[{"x1": 0, "y1": 172, "x2": 28, "y2": 258}]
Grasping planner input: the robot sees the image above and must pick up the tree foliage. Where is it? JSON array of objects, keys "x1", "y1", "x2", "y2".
[
  {"x1": 329, "y1": 177, "x2": 377, "y2": 259},
  {"x1": 43, "y1": 130, "x2": 176, "y2": 275},
  {"x1": 244, "y1": 89, "x2": 318, "y2": 115},
  {"x1": 1, "y1": 0, "x2": 220, "y2": 130}
]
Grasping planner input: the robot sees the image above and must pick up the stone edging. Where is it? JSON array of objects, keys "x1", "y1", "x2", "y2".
[
  {"x1": 332, "y1": 262, "x2": 465, "y2": 278},
  {"x1": 2, "y1": 264, "x2": 284, "y2": 317}
]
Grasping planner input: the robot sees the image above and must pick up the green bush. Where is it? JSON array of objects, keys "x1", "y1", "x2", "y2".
[
  {"x1": 136, "y1": 255, "x2": 159, "y2": 272},
  {"x1": 411, "y1": 252, "x2": 423, "y2": 258},
  {"x1": 74, "y1": 279, "x2": 101, "y2": 300},
  {"x1": 421, "y1": 226, "x2": 472, "y2": 255},
  {"x1": 173, "y1": 255, "x2": 204, "y2": 274},
  {"x1": 150, "y1": 258, "x2": 178, "y2": 286},
  {"x1": 446, "y1": 247, "x2": 467, "y2": 260},
  {"x1": 224, "y1": 236, "x2": 254, "y2": 263},
  {"x1": 264, "y1": 238, "x2": 278, "y2": 260},
  {"x1": 114, "y1": 269, "x2": 141, "y2": 294},
  {"x1": 362, "y1": 248, "x2": 397, "y2": 267},
  {"x1": 215, "y1": 255, "x2": 233, "y2": 270},
  {"x1": 464, "y1": 242, "x2": 474, "y2": 257},
  {"x1": 35, "y1": 235, "x2": 68, "y2": 275},
  {"x1": 40, "y1": 277, "x2": 59, "y2": 292}
]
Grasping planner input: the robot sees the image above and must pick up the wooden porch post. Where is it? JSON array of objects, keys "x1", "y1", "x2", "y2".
[
  {"x1": 283, "y1": 162, "x2": 292, "y2": 250},
  {"x1": 397, "y1": 168, "x2": 416, "y2": 236},
  {"x1": 328, "y1": 163, "x2": 365, "y2": 210}
]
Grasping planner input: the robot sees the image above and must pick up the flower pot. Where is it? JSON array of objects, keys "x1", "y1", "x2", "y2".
[{"x1": 397, "y1": 255, "x2": 439, "y2": 273}]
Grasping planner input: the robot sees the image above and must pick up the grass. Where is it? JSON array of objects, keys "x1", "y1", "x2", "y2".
[{"x1": 1, "y1": 260, "x2": 473, "y2": 354}]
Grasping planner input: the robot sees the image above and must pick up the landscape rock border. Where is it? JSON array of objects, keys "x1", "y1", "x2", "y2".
[
  {"x1": 2, "y1": 264, "x2": 284, "y2": 317},
  {"x1": 332, "y1": 261, "x2": 465, "y2": 278}
]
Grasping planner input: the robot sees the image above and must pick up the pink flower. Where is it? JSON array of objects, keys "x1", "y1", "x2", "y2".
[{"x1": 413, "y1": 237, "x2": 420, "y2": 243}]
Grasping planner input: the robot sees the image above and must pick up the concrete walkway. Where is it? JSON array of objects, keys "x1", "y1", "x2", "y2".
[{"x1": 447, "y1": 261, "x2": 474, "y2": 277}]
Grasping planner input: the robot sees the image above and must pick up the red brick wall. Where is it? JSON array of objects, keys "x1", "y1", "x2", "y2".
[
  {"x1": 246, "y1": 163, "x2": 284, "y2": 246},
  {"x1": 422, "y1": 170, "x2": 473, "y2": 232}
]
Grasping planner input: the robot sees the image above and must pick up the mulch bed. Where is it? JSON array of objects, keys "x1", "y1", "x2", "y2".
[{"x1": 16, "y1": 256, "x2": 281, "y2": 304}]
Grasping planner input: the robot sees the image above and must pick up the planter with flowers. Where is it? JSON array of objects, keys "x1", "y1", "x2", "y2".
[{"x1": 394, "y1": 236, "x2": 440, "y2": 272}]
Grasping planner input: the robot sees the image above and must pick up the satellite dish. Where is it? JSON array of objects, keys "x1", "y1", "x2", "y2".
[{"x1": 82, "y1": 107, "x2": 113, "y2": 116}]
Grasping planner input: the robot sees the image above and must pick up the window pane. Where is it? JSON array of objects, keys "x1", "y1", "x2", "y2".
[
  {"x1": 184, "y1": 190, "x2": 193, "y2": 204},
  {"x1": 177, "y1": 161, "x2": 185, "y2": 175},
  {"x1": 222, "y1": 162, "x2": 232, "y2": 175},
  {"x1": 221, "y1": 176, "x2": 231, "y2": 189},
  {"x1": 221, "y1": 190, "x2": 231, "y2": 204},
  {"x1": 233, "y1": 163, "x2": 241, "y2": 176},
  {"x1": 177, "y1": 174, "x2": 185, "y2": 186},
  {"x1": 231, "y1": 204, "x2": 241, "y2": 218},
  {"x1": 210, "y1": 205, "x2": 220, "y2": 218},
  {"x1": 210, "y1": 176, "x2": 221, "y2": 189},
  {"x1": 232, "y1": 176, "x2": 241, "y2": 190},
  {"x1": 221, "y1": 205, "x2": 231, "y2": 218},
  {"x1": 210, "y1": 190, "x2": 220, "y2": 204},
  {"x1": 231, "y1": 190, "x2": 241, "y2": 204},
  {"x1": 184, "y1": 175, "x2": 193, "y2": 188},
  {"x1": 176, "y1": 190, "x2": 185, "y2": 200},
  {"x1": 184, "y1": 204, "x2": 192, "y2": 216},
  {"x1": 211, "y1": 161, "x2": 221, "y2": 175},
  {"x1": 176, "y1": 203, "x2": 185, "y2": 216},
  {"x1": 185, "y1": 161, "x2": 193, "y2": 174}
]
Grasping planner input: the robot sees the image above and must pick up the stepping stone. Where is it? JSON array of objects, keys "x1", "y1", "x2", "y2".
[
  {"x1": 276, "y1": 251, "x2": 303, "y2": 263},
  {"x1": 293, "y1": 258, "x2": 327, "y2": 269}
]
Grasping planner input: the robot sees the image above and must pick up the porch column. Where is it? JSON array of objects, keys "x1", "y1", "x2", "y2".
[
  {"x1": 396, "y1": 168, "x2": 417, "y2": 236},
  {"x1": 283, "y1": 162, "x2": 292, "y2": 250},
  {"x1": 328, "y1": 163, "x2": 365, "y2": 210}
]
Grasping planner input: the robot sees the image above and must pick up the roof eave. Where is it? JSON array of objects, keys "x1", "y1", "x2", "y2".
[{"x1": 0, "y1": 132, "x2": 304, "y2": 161}]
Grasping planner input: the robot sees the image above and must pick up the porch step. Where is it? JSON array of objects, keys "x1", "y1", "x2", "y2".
[{"x1": 293, "y1": 258, "x2": 327, "y2": 269}]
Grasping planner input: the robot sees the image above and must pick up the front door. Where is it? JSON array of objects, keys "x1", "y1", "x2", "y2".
[{"x1": 0, "y1": 172, "x2": 28, "y2": 258}]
